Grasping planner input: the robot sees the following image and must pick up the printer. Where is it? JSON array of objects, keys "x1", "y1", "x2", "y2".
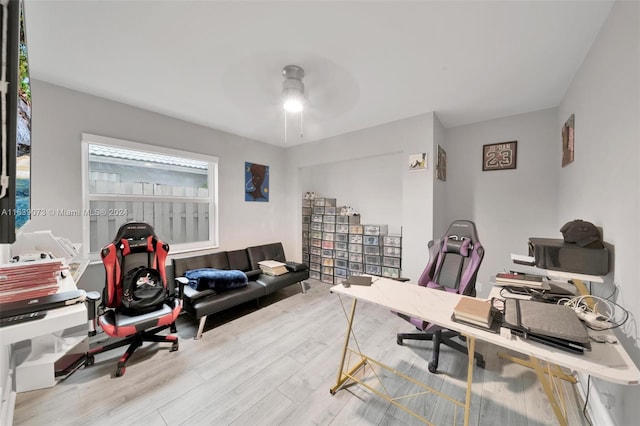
[{"x1": 528, "y1": 220, "x2": 609, "y2": 276}]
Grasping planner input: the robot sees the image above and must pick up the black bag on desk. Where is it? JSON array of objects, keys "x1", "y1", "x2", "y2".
[{"x1": 502, "y1": 299, "x2": 591, "y2": 354}]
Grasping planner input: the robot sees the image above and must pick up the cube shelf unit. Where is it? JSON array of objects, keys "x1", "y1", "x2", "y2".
[{"x1": 301, "y1": 196, "x2": 402, "y2": 284}]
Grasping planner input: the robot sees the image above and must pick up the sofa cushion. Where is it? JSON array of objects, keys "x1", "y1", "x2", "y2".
[
  {"x1": 247, "y1": 243, "x2": 287, "y2": 270},
  {"x1": 181, "y1": 282, "x2": 266, "y2": 318},
  {"x1": 184, "y1": 268, "x2": 248, "y2": 292},
  {"x1": 256, "y1": 270, "x2": 309, "y2": 295},
  {"x1": 173, "y1": 252, "x2": 229, "y2": 278},
  {"x1": 227, "y1": 249, "x2": 252, "y2": 272}
]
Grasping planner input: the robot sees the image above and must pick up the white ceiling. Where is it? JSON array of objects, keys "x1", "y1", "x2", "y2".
[{"x1": 23, "y1": 0, "x2": 614, "y2": 146}]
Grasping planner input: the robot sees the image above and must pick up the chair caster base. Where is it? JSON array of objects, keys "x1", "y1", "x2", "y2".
[
  {"x1": 428, "y1": 361, "x2": 438, "y2": 374},
  {"x1": 85, "y1": 355, "x2": 95, "y2": 366},
  {"x1": 170, "y1": 341, "x2": 179, "y2": 352},
  {"x1": 113, "y1": 362, "x2": 126, "y2": 378},
  {"x1": 397, "y1": 337, "x2": 404, "y2": 346}
]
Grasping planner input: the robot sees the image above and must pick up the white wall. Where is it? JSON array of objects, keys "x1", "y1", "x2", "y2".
[
  {"x1": 25, "y1": 80, "x2": 296, "y2": 252},
  {"x1": 299, "y1": 153, "x2": 403, "y2": 231},
  {"x1": 556, "y1": 1, "x2": 640, "y2": 424},
  {"x1": 444, "y1": 108, "x2": 559, "y2": 295},
  {"x1": 287, "y1": 113, "x2": 435, "y2": 281},
  {"x1": 23, "y1": 81, "x2": 300, "y2": 291}
]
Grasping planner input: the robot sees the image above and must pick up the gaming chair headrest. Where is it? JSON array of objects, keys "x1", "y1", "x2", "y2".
[
  {"x1": 443, "y1": 220, "x2": 480, "y2": 245},
  {"x1": 113, "y1": 222, "x2": 157, "y2": 243}
]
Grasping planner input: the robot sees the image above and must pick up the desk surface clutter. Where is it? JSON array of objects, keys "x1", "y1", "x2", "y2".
[{"x1": 331, "y1": 277, "x2": 640, "y2": 385}]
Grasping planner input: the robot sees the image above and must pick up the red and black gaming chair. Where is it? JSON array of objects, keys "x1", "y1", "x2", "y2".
[
  {"x1": 396, "y1": 220, "x2": 485, "y2": 373},
  {"x1": 86, "y1": 222, "x2": 181, "y2": 377}
]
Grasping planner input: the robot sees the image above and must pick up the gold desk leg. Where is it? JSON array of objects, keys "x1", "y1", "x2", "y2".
[
  {"x1": 331, "y1": 299, "x2": 366, "y2": 394},
  {"x1": 529, "y1": 356, "x2": 568, "y2": 426},
  {"x1": 464, "y1": 335, "x2": 475, "y2": 426},
  {"x1": 498, "y1": 352, "x2": 576, "y2": 383}
]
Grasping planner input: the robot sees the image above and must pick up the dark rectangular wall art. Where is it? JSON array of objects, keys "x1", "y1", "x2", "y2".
[{"x1": 482, "y1": 141, "x2": 517, "y2": 171}]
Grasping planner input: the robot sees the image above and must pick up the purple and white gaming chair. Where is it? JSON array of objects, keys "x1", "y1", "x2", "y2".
[{"x1": 396, "y1": 220, "x2": 485, "y2": 373}]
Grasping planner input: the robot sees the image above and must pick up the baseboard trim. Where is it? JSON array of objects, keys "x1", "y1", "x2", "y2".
[{"x1": 576, "y1": 372, "x2": 614, "y2": 426}]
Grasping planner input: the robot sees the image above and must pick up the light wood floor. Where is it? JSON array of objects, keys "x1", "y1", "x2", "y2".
[{"x1": 14, "y1": 280, "x2": 591, "y2": 426}]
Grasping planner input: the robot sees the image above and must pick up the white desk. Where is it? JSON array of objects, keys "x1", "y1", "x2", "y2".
[
  {"x1": 330, "y1": 277, "x2": 640, "y2": 426},
  {"x1": 0, "y1": 275, "x2": 88, "y2": 425}
]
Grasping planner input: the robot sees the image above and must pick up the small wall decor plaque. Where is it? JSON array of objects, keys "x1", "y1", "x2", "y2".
[
  {"x1": 408, "y1": 153, "x2": 427, "y2": 171},
  {"x1": 436, "y1": 145, "x2": 447, "y2": 181},
  {"x1": 562, "y1": 114, "x2": 575, "y2": 167},
  {"x1": 482, "y1": 141, "x2": 517, "y2": 171}
]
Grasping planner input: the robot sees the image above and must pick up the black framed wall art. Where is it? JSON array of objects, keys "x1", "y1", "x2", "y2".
[{"x1": 482, "y1": 141, "x2": 517, "y2": 171}]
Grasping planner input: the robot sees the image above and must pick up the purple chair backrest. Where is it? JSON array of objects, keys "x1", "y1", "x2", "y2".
[{"x1": 417, "y1": 220, "x2": 484, "y2": 297}]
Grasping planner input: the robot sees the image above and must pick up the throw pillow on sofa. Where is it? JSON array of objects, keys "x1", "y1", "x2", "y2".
[{"x1": 184, "y1": 268, "x2": 248, "y2": 292}]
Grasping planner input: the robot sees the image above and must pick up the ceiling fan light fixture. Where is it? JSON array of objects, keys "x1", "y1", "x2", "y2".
[{"x1": 282, "y1": 65, "x2": 305, "y2": 112}]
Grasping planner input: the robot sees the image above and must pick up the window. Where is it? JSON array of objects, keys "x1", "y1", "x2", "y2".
[{"x1": 82, "y1": 133, "x2": 218, "y2": 255}]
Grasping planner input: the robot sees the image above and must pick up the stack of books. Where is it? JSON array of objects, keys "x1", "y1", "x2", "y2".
[
  {"x1": 0, "y1": 258, "x2": 64, "y2": 304},
  {"x1": 494, "y1": 272, "x2": 546, "y2": 289},
  {"x1": 452, "y1": 297, "x2": 495, "y2": 329},
  {"x1": 258, "y1": 260, "x2": 288, "y2": 276}
]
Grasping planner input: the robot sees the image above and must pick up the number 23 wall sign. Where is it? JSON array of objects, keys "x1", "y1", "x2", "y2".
[{"x1": 482, "y1": 141, "x2": 517, "y2": 171}]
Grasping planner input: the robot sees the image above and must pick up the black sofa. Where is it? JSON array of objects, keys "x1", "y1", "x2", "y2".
[{"x1": 173, "y1": 242, "x2": 309, "y2": 339}]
